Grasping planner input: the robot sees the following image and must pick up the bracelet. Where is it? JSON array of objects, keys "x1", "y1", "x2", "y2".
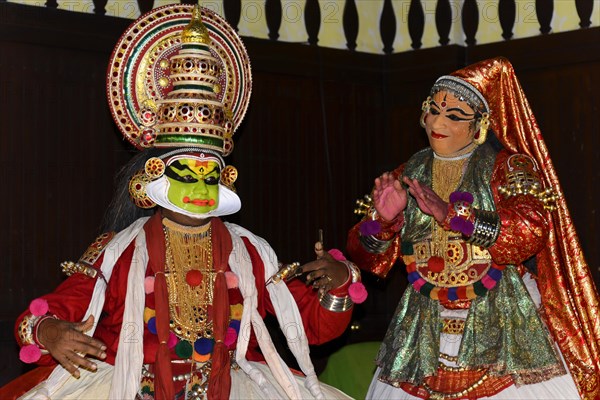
[
  {"x1": 467, "y1": 209, "x2": 501, "y2": 248},
  {"x1": 18, "y1": 313, "x2": 43, "y2": 346},
  {"x1": 358, "y1": 233, "x2": 392, "y2": 254},
  {"x1": 18, "y1": 298, "x2": 55, "y2": 363},
  {"x1": 61, "y1": 260, "x2": 100, "y2": 279},
  {"x1": 319, "y1": 260, "x2": 367, "y2": 311}
]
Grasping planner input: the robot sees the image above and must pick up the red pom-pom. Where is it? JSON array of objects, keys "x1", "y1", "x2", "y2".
[
  {"x1": 29, "y1": 299, "x2": 49, "y2": 316},
  {"x1": 349, "y1": 282, "x2": 368, "y2": 304},
  {"x1": 19, "y1": 344, "x2": 42, "y2": 364},
  {"x1": 427, "y1": 256, "x2": 445, "y2": 273},
  {"x1": 186, "y1": 270, "x2": 203, "y2": 287}
]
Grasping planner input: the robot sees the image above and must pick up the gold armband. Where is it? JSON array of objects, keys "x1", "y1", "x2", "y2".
[{"x1": 498, "y1": 154, "x2": 557, "y2": 211}]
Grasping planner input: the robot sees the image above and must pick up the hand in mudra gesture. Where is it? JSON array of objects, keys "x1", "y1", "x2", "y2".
[
  {"x1": 403, "y1": 177, "x2": 448, "y2": 223},
  {"x1": 300, "y1": 242, "x2": 349, "y2": 295},
  {"x1": 373, "y1": 172, "x2": 408, "y2": 222},
  {"x1": 37, "y1": 315, "x2": 107, "y2": 378}
]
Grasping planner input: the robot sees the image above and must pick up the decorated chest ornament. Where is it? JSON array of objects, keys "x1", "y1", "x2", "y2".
[
  {"x1": 107, "y1": 4, "x2": 251, "y2": 218},
  {"x1": 143, "y1": 272, "x2": 243, "y2": 363}
]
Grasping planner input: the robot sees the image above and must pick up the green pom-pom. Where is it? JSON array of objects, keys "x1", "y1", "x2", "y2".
[
  {"x1": 420, "y1": 282, "x2": 434, "y2": 297},
  {"x1": 175, "y1": 340, "x2": 193, "y2": 359},
  {"x1": 473, "y1": 281, "x2": 488, "y2": 297},
  {"x1": 401, "y1": 241, "x2": 414, "y2": 255}
]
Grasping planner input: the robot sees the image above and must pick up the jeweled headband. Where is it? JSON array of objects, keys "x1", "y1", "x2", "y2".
[{"x1": 431, "y1": 75, "x2": 490, "y2": 115}]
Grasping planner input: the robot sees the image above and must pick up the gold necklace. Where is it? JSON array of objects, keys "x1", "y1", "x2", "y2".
[
  {"x1": 431, "y1": 157, "x2": 468, "y2": 261},
  {"x1": 163, "y1": 218, "x2": 214, "y2": 342}
]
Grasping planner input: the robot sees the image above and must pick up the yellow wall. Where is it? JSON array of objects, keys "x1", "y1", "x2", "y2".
[{"x1": 9, "y1": 0, "x2": 600, "y2": 53}]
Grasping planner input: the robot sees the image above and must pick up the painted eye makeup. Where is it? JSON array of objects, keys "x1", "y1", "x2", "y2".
[
  {"x1": 204, "y1": 176, "x2": 219, "y2": 185},
  {"x1": 446, "y1": 114, "x2": 473, "y2": 122},
  {"x1": 165, "y1": 164, "x2": 199, "y2": 183}
]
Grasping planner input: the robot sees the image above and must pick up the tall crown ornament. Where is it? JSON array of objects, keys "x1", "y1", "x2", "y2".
[{"x1": 106, "y1": 3, "x2": 252, "y2": 157}]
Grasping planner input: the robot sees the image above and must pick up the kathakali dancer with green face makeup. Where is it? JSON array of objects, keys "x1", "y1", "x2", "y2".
[
  {"x1": 4, "y1": 5, "x2": 359, "y2": 400},
  {"x1": 348, "y1": 57, "x2": 600, "y2": 399}
]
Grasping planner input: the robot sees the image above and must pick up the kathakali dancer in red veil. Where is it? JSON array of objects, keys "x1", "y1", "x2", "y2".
[
  {"x1": 2, "y1": 4, "x2": 364, "y2": 400},
  {"x1": 347, "y1": 57, "x2": 600, "y2": 399}
]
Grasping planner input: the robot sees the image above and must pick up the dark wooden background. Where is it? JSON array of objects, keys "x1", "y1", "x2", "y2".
[{"x1": 1, "y1": 1, "x2": 599, "y2": 385}]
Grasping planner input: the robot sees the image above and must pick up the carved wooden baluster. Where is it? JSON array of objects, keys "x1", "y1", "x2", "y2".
[
  {"x1": 265, "y1": 0, "x2": 282, "y2": 40},
  {"x1": 305, "y1": 0, "x2": 321, "y2": 45},
  {"x1": 380, "y1": 0, "x2": 396, "y2": 54},
  {"x1": 498, "y1": 0, "x2": 516, "y2": 40},
  {"x1": 575, "y1": 0, "x2": 593, "y2": 28},
  {"x1": 536, "y1": 0, "x2": 553, "y2": 34},
  {"x1": 137, "y1": 0, "x2": 155, "y2": 15},
  {"x1": 408, "y1": 0, "x2": 425, "y2": 49},
  {"x1": 343, "y1": 0, "x2": 359, "y2": 51},
  {"x1": 223, "y1": 0, "x2": 241, "y2": 31},
  {"x1": 92, "y1": 0, "x2": 107, "y2": 15},
  {"x1": 435, "y1": 0, "x2": 451, "y2": 45},
  {"x1": 462, "y1": 0, "x2": 478, "y2": 46},
  {"x1": 46, "y1": 0, "x2": 58, "y2": 8}
]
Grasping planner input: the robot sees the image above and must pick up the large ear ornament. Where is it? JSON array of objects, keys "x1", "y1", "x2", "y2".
[
  {"x1": 474, "y1": 112, "x2": 490, "y2": 145},
  {"x1": 220, "y1": 165, "x2": 238, "y2": 192},
  {"x1": 128, "y1": 170, "x2": 157, "y2": 209}
]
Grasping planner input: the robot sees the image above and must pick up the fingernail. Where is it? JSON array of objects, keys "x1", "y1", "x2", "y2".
[
  {"x1": 73, "y1": 371, "x2": 80, "y2": 379},
  {"x1": 100, "y1": 352, "x2": 107, "y2": 359},
  {"x1": 91, "y1": 363, "x2": 97, "y2": 371},
  {"x1": 101, "y1": 345, "x2": 107, "y2": 351}
]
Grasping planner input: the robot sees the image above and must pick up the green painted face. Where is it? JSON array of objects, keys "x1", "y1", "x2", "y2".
[{"x1": 166, "y1": 158, "x2": 220, "y2": 215}]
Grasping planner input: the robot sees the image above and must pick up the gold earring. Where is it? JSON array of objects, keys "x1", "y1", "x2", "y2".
[
  {"x1": 128, "y1": 170, "x2": 156, "y2": 209},
  {"x1": 474, "y1": 112, "x2": 489, "y2": 145},
  {"x1": 220, "y1": 165, "x2": 238, "y2": 192},
  {"x1": 144, "y1": 157, "x2": 165, "y2": 179},
  {"x1": 420, "y1": 96, "x2": 431, "y2": 128}
]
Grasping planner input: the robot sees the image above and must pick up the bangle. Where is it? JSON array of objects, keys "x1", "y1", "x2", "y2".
[
  {"x1": 468, "y1": 209, "x2": 501, "y2": 248},
  {"x1": 18, "y1": 313, "x2": 53, "y2": 363},
  {"x1": 319, "y1": 261, "x2": 367, "y2": 311},
  {"x1": 358, "y1": 209, "x2": 403, "y2": 254},
  {"x1": 359, "y1": 233, "x2": 392, "y2": 254},
  {"x1": 18, "y1": 298, "x2": 55, "y2": 363},
  {"x1": 33, "y1": 315, "x2": 56, "y2": 348}
]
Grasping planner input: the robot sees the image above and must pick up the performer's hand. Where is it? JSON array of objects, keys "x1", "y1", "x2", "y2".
[
  {"x1": 37, "y1": 315, "x2": 107, "y2": 378},
  {"x1": 403, "y1": 176, "x2": 448, "y2": 223},
  {"x1": 300, "y1": 242, "x2": 349, "y2": 295},
  {"x1": 373, "y1": 172, "x2": 408, "y2": 222}
]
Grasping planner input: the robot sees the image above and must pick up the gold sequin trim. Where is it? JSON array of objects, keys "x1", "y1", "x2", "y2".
[{"x1": 442, "y1": 318, "x2": 465, "y2": 335}]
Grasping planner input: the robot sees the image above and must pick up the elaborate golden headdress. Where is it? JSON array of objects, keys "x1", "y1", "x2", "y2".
[
  {"x1": 448, "y1": 57, "x2": 600, "y2": 399},
  {"x1": 106, "y1": 4, "x2": 251, "y2": 156}
]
